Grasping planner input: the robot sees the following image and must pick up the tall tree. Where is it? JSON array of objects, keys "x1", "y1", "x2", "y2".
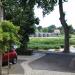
[
  {"x1": 37, "y1": 26, "x2": 42, "y2": 32},
  {"x1": 2, "y1": 0, "x2": 70, "y2": 53},
  {"x1": 48, "y1": 25, "x2": 56, "y2": 33},
  {"x1": 36, "y1": 0, "x2": 70, "y2": 53},
  {"x1": 19, "y1": 5, "x2": 39, "y2": 50},
  {"x1": 2, "y1": 0, "x2": 39, "y2": 51},
  {"x1": 59, "y1": 0, "x2": 69, "y2": 53},
  {"x1": 42, "y1": 27, "x2": 48, "y2": 32},
  {"x1": 0, "y1": 0, "x2": 3, "y2": 74}
]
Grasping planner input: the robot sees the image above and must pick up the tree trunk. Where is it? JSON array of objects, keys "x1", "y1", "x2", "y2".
[
  {"x1": 0, "y1": 54, "x2": 2, "y2": 75},
  {"x1": 59, "y1": 0, "x2": 70, "y2": 53},
  {"x1": 64, "y1": 27, "x2": 69, "y2": 53},
  {"x1": 0, "y1": 2, "x2": 3, "y2": 20},
  {"x1": 20, "y1": 33, "x2": 29, "y2": 50},
  {"x1": 0, "y1": 1, "x2": 3, "y2": 75}
]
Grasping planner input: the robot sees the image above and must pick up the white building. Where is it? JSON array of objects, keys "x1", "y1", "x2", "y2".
[
  {"x1": 54, "y1": 29, "x2": 60, "y2": 35},
  {"x1": 30, "y1": 32, "x2": 55, "y2": 37}
]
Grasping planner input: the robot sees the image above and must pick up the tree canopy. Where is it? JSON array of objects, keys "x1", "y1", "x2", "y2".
[
  {"x1": 2, "y1": 0, "x2": 39, "y2": 50},
  {"x1": 1, "y1": 0, "x2": 70, "y2": 52}
]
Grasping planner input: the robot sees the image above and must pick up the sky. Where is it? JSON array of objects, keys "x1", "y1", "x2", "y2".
[{"x1": 34, "y1": 0, "x2": 75, "y2": 29}]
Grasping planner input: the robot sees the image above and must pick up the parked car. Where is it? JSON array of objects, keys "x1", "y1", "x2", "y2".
[{"x1": 2, "y1": 49, "x2": 17, "y2": 65}]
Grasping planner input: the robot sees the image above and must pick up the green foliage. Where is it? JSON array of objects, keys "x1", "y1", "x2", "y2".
[
  {"x1": 42, "y1": 27, "x2": 48, "y2": 32},
  {"x1": 18, "y1": 6, "x2": 38, "y2": 49},
  {"x1": 2, "y1": 0, "x2": 69, "y2": 52},
  {"x1": 28, "y1": 37, "x2": 64, "y2": 49},
  {"x1": 28, "y1": 37, "x2": 75, "y2": 50},
  {"x1": 36, "y1": 0, "x2": 68, "y2": 16},
  {"x1": 58, "y1": 25, "x2": 74, "y2": 34},
  {"x1": 48, "y1": 25, "x2": 56, "y2": 32},
  {"x1": 29, "y1": 37, "x2": 63, "y2": 44},
  {"x1": 0, "y1": 20, "x2": 20, "y2": 52},
  {"x1": 36, "y1": 25, "x2": 56, "y2": 33},
  {"x1": 2, "y1": 0, "x2": 39, "y2": 50},
  {"x1": 28, "y1": 44, "x2": 60, "y2": 50},
  {"x1": 36, "y1": 0, "x2": 57, "y2": 15},
  {"x1": 1, "y1": 20, "x2": 19, "y2": 32},
  {"x1": 37, "y1": 26, "x2": 42, "y2": 32},
  {"x1": 70, "y1": 38, "x2": 75, "y2": 45},
  {"x1": 69, "y1": 25, "x2": 74, "y2": 34}
]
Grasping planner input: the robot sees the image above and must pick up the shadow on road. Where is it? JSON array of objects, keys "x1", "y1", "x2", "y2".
[{"x1": 29, "y1": 52, "x2": 75, "y2": 73}]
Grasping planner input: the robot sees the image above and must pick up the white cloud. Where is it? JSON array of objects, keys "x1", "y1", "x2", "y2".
[{"x1": 34, "y1": 0, "x2": 75, "y2": 29}]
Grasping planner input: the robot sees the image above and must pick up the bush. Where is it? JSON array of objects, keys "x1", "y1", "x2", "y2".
[
  {"x1": 0, "y1": 20, "x2": 20, "y2": 53},
  {"x1": 16, "y1": 48, "x2": 33, "y2": 55}
]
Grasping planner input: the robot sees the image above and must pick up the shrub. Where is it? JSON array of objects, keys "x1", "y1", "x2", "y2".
[
  {"x1": 16, "y1": 48, "x2": 33, "y2": 55},
  {"x1": 0, "y1": 20, "x2": 20, "y2": 53}
]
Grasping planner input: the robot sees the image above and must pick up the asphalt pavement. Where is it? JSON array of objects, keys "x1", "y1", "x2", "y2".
[{"x1": 2, "y1": 52, "x2": 75, "y2": 75}]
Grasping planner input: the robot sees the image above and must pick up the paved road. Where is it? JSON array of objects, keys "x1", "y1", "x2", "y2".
[
  {"x1": 2, "y1": 52, "x2": 75, "y2": 75},
  {"x1": 2, "y1": 53, "x2": 45, "y2": 75}
]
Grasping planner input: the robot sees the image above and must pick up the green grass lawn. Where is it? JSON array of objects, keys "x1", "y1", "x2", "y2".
[{"x1": 28, "y1": 36, "x2": 75, "y2": 50}]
